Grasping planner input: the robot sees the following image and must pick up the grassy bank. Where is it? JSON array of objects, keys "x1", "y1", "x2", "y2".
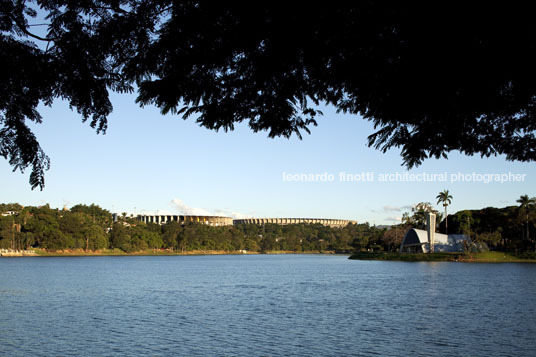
[{"x1": 348, "y1": 251, "x2": 536, "y2": 262}]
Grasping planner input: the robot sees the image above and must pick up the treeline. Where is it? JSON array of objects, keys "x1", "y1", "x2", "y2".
[
  {"x1": 0, "y1": 203, "x2": 384, "y2": 253},
  {"x1": 110, "y1": 220, "x2": 384, "y2": 253},
  {"x1": 2, "y1": 202, "x2": 534, "y2": 254},
  {"x1": 443, "y1": 206, "x2": 535, "y2": 251},
  {"x1": 0, "y1": 203, "x2": 111, "y2": 251},
  {"x1": 384, "y1": 203, "x2": 536, "y2": 252}
]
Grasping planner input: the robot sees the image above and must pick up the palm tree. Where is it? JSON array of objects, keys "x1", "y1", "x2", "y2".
[
  {"x1": 436, "y1": 190, "x2": 453, "y2": 234},
  {"x1": 516, "y1": 195, "x2": 536, "y2": 241}
]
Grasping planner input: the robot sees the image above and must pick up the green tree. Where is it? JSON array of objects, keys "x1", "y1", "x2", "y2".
[
  {"x1": 260, "y1": 235, "x2": 277, "y2": 252},
  {"x1": 381, "y1": 225, "x2": 409, "y2": 252},
  {"x1": 244, "y1": 237, "x2": 260, "y2": 252},
  {"x1": 59, "y1": 212, "x2": 87, "y2": 249},
  {"x1": 83, "y1": 224, "x2": 108, "y2": 251},
  {"x1": 0, "y1": 216, "x2": 13, "y2": 249},
  {"x1": 476, "y1": 230, "x2": 503, "y2": 248},
  {"x1": 143, "y1": 230, "x2": 163, "y2": 249},
  {"x1": 110, "y1": 223, "x2": 131, "y2": 252},
  {"x1": 178, "y1": 222, "x2": 202, "y2": 251},
  {"x1": 0, "y1": 203, "x2": 23, "y2": 214},
  {"x1": 347, "y1": 223, "x2": 375, "y2": 251},
  {"x1": 43, "y1": 230, "x2": 73, "y2": 251},
  {"x1": 457, "y1": 211, "x2": 474, "y2": 238},
  {"x1": 70, "y1": 204, "x2": 112, "y2": 228},
  {"x1": 162, "y1": 221, "x2": 182, "y2": 250},
  {"x1": 436, "y1": 190, "x2": 453, "y2": 234},
  {"x1": 24, "y1": 205, "x2": 75, "y2": 250},
  {"x1": 516, "y1": 195, "x2": 536, "y2": 244},
  {"x1": 332, "y1": 229, "x2": 351, "y2": 252},
  {"x1": 401, "y1": 212, "x2": 412, "y2": 226},
  {"x1": 404, "y1": 202, "x2": 440, "y2": 230}
]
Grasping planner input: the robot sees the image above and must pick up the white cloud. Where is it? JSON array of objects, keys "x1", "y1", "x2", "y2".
[
  {"x1": 171, "y1": 198, "x2": 251, "y2": 219},
  {"x1": 230, "y1": 212, "x2": 251, "y2": 219},
  {"x1": 382, "y1": 205, "x2": 413, "y2": 212},
  {"x1": 171, "y1": 199, "x2": 212, "y2": 216},
  {"x1": 385, "y1": 216, "x2": 402, "y2": 222}
]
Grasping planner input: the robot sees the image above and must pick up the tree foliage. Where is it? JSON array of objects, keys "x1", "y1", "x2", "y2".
[
  {"x1": 0, "y1": 202, "x2": 386, "y2": 253},
  {"x1": 516, "y1": 194, "x2": 536, "y2": 242},
  {"x1": 436, "y1": 189, "x2": 453, "y2": 234},
  {"x1": 402, "y1": 202, "x2": 440, "y2": 230},
  {"x1": 447, "y1": 205, "x2": 536, "y2": 251},
  {"x1": 436, "y1": 190, "x2": 452, "y2": 207},
  {"x1": 2, "y1": 2, "x2": 536, "y2": 188},
  {"x1": 1, "y1": 198, "x2": 535, "y2": 253}
]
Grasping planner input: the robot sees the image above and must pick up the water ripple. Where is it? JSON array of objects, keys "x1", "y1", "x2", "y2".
[{"x1": 0, "y1": 256, "x2": 535, "y2": 356}]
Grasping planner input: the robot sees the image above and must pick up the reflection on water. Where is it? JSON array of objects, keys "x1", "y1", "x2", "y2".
[{"x1": 1, "y1": 255, "x2": 535, "y2": 356}]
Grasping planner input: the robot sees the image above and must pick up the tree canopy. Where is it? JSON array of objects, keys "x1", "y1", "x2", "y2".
[
  {"x1": 1, "y1": 199, "x2": 534, "y2": 253},
  {"x1": 0, "y1": 202, "x2": 379, "y2": 253},
  {"x1": 2, "y1": 2, "x2": 536, "y2": 189}
]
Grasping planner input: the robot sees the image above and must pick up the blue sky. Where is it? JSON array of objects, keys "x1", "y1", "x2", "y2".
[{"x1": 1, "y1": 91, "x2": 535, "y2": 224}]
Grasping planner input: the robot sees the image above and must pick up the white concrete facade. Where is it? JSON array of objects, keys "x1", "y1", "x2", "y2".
[
  {"x1": 233, "y1": 218, "x2": 357, "y2": 228},
  {"x1": 399, "y1": 228, "x2": 469, "y2": 253}
]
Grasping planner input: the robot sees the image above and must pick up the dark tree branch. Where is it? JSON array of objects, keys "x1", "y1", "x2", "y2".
[
  {"x1": 2, "y1": 1, "x2": 536, "y2": 189},
  {"x1": 8, "y1": 14, "x2": 58, "y2": 42}
]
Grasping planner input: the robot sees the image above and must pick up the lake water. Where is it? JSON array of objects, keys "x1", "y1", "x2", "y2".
[{"x1": 1, "y1": 255, "x2": 535, "y2": 356}]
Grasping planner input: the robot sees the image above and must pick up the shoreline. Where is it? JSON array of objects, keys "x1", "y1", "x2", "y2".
[
  {"x1": 1, "y1": 248, "x2": 343, "y2": 257},
  {"x1": 348, "y1": 251, "x2": 536, "y2": 263}
]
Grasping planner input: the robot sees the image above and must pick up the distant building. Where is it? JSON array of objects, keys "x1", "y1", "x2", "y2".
[
  {"x1": 399, "y1": 213, "x2": 470, "y2": 253},
  {"x1": 1, "y1": 211, "x2": 19, "y2": 217},
  {"x1": 134, "y1": 215, "x2": 356, "y2": 228},
  {"x1": 233, "y1": 218, "x2": 356, "y2": 228},
  {"x1": 400, "y1": 228, "x2": 470, "y2": 253},
  {"x1": 137, "y1": 215, "x2": 233, "y2": 226}
]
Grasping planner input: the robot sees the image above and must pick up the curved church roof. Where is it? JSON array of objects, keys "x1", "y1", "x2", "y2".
[{"x1": 400, "y1": 228, "x2": 469, "y2": 253}]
